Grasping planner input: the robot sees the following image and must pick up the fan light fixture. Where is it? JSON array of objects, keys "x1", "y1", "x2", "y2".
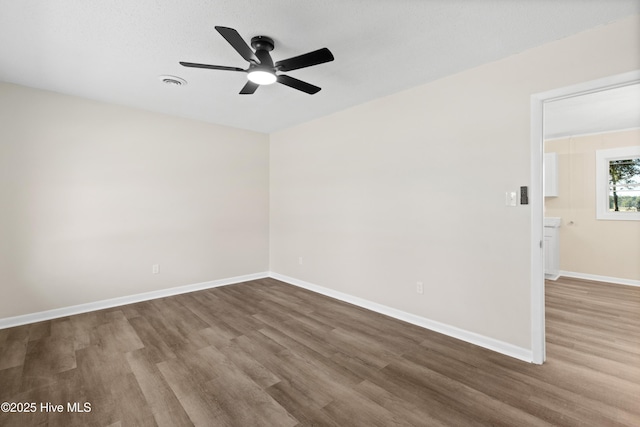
[
  {"x1": 180, "y1": 26, "x2": 334, "y2": 95},
  {"x1": 247, "y1": 70, "x2": 277, "y2": 85}
]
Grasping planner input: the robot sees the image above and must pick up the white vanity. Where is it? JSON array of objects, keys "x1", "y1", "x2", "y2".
[{"x1": 544, "y1": 217, "x2": 561, "y2": 280}]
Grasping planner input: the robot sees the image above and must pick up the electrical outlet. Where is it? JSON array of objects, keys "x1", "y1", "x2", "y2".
[
  {"x1": 152, "y1": 264, "x2": 159, "y2": 274},
  {"x1": 416, "y1": 281, "x2": 424, "y2": 294}
]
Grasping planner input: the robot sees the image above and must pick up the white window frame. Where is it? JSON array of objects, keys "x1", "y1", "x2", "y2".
[{"x1": 595, "y1": 146, "x2": 640, "y2": 221}]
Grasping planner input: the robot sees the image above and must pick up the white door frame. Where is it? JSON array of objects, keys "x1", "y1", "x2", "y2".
[{"x1": 529, "y1": 70, "x2": 640, "y2": 364}]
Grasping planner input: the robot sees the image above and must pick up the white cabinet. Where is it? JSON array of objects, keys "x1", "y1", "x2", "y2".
[
  {"x1": 544, "y1": 152, "x2": 558, "y2": 197},
  {"x1": 544, "y1": 217, "x2": 561, "y2": 280}
]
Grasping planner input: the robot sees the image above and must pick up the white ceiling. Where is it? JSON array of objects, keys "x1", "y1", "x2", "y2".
[
  {"x1": 1, "y1": 1, "x2": 638, "y2": 134},
  {"x1": 544, "y1": 84, "x2": 640, "y2": 140}
]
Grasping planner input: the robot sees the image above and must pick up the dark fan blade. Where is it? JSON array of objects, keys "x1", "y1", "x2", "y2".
[
  {"x1": 215, "y1": 26, "x2": 260, "y2": 64},
  {"x1": 239, "y1": 81, "x2": 259, "y2": 95},
  {"x1": 180, "y1": 62, "x2": 245, "y2": 72},
  {"x1": 275, "y1": 48, "x2": 334, "y2": 72},
  {"x1": 277, "y1": 75, "x2": 321, "y2": 94}
]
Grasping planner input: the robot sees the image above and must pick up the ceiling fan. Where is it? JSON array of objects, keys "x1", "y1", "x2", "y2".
[{"x1": 180, "y1": 26, "x2": 334, "y2": 95}]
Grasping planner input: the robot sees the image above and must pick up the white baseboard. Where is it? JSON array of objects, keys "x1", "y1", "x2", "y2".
[
  {"x1": 268, "y1": 272, "x2": 533, "y2": 363},
  {"x1": 545, "y1": 272, "x2": 561, "y2": 281},
  {"x1": 559, "y1": 271, "x2": 640, "y2": 288},
  {"x1": 1, "y1": 270, "x2": 536, "y2": 363},
  {"x1": 0, "y1": 272, "x2": 270, "y2": 330}
]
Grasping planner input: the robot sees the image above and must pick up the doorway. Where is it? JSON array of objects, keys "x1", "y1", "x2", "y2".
[{"x1": 530, "y1": 70, "x2": 640, "y2": 364}]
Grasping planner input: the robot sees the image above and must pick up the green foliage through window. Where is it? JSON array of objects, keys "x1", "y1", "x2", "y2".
[{"x1": 609, "y1": 157, "x2": 640, "y2": 212}]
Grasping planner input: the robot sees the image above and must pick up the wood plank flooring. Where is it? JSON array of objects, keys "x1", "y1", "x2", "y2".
[{"x1": 0, "y1": 276, "x2": 639, "y2": 426}]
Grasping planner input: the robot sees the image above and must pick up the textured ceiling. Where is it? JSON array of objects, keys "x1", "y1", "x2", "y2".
[{"x1": 1, "y1": 1, "x2": 638, "y2": 133}]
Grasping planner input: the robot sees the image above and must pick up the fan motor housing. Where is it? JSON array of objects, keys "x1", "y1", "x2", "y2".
[{"x1": 251, "y1": 36, "x2": 274, "y2": 52}]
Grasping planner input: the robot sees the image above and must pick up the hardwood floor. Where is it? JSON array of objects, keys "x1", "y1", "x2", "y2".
[{"x1": 0, "y1": 276, "x2": 639, "y2": 426}]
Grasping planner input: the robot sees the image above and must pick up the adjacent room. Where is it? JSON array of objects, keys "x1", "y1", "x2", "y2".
[
  {"x1": 543, "y1": 84, "x2": 640, "y2": 284},
  {"x1": 1, "y1": 1, "x2": 639, "y2": 425}
]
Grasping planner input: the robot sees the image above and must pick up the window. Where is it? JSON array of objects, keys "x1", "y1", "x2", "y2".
[{"x1": 595, "y1": 146, "x2": 640, "y2": 220}]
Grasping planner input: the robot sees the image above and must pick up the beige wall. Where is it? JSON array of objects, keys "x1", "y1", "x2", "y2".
[
  {"x1": 1, "y1": 16, "x2": 639, "y2": 351},
  {"x1": 0, "y1": 83, "x2": 270, "y2": 318},
  {"x1": 270, "y1": 16, "x2": 640, "y2": 349},
  {"x1": 545, "y1": 129, "x2": 640, "y2": 281}
]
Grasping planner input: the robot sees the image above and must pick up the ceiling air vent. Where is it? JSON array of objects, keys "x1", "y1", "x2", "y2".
[{"x1": 158, "y1": 75, "x2": 187, "y2": 86}]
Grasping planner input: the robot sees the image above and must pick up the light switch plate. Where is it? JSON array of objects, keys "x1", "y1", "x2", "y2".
[{"x1": 506, "y1": 191, "x2": 517, "y2": 206}]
